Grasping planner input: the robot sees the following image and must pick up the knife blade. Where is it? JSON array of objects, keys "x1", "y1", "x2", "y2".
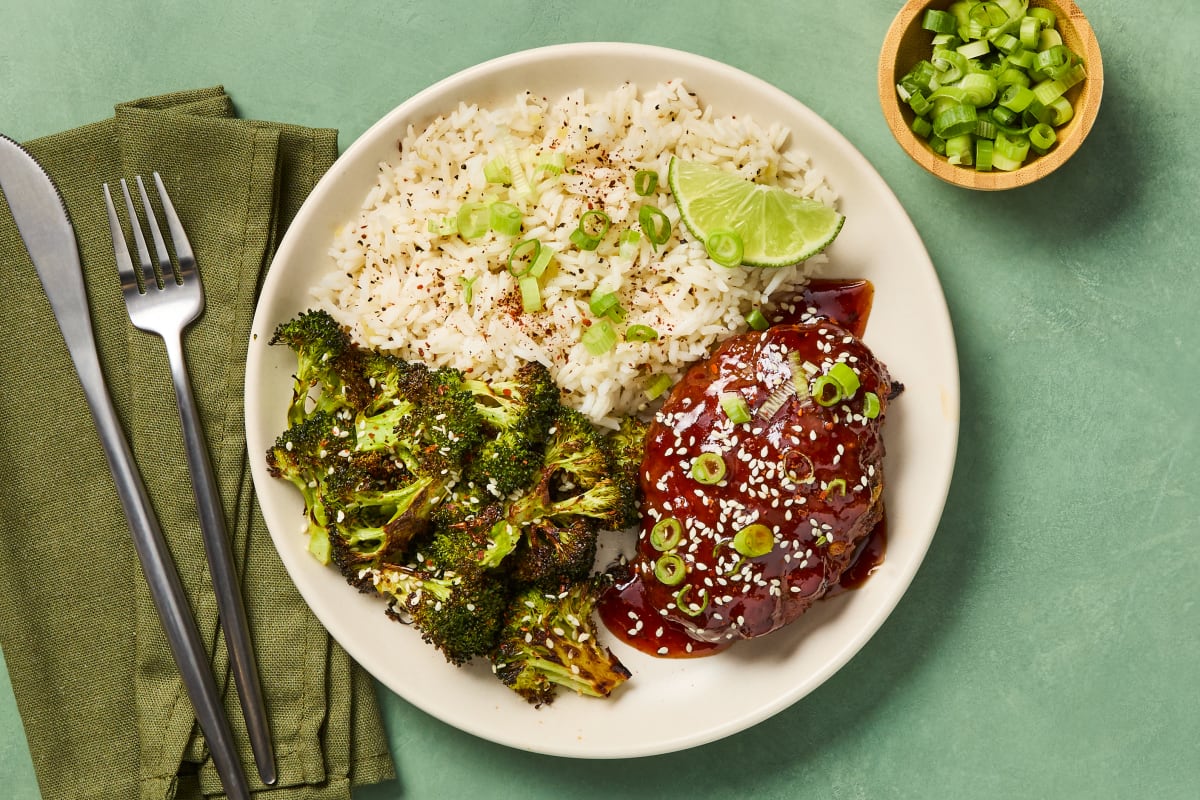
[{"x1": 0, "y1": 134, "x2": 253, "y2": 800}]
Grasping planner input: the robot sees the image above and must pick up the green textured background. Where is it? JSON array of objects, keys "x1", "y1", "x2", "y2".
[{"x1": 2, "y1": 1, "x2": 1197, "y2": 798}]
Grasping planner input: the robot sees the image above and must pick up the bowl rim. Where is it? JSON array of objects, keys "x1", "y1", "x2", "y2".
[{"x1": 878, "y1": 0, "x2": 1104, "y2": 190}]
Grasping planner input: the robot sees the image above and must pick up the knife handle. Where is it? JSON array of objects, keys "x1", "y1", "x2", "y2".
[{"x1": 70, "y1": 345, "x2": 253, "y2": 800}]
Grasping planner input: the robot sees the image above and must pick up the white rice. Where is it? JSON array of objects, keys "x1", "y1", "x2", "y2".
[{"x1": 315, "y1": 80, "x2": 836, "y2": 429}]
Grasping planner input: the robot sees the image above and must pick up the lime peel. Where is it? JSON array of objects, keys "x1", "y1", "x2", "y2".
[{"x1": 668, "y1": 157, "x2": 845, "y2": 268}]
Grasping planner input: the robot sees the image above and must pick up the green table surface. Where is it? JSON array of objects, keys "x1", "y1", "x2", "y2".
[{"x1": 3, "y1": 1, "x2": 1197, "y2": 798}]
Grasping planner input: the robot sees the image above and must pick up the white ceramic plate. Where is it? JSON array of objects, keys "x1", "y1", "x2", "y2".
[{"x1": 246, "y1": 42, "x2": 959, "y2": 759}]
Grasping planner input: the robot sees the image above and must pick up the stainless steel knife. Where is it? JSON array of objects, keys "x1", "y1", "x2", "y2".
[{"x1": 0, "y1": 134, "x2": 253, "y2": 800}]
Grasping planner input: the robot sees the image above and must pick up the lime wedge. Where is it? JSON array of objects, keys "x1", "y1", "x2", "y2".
[{"x1": 668, "y1": 157, "x2": 845, "y2": 267}]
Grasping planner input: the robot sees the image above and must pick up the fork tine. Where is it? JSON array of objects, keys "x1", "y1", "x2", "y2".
[
  {"x1": 135, "y1": 175, "x2": 176, "y2": 285},
  {"x1": 103, "y1": 182, "x2": 142, "y2": 297},
  {"x1": 152, "y1": 172, "x2": 197, "y2": 282},
  {"x1": 118, "y1": 178, "x2": 158, "y2": 291}
]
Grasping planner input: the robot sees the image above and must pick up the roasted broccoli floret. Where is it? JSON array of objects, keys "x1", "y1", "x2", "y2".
[
  {"x1": 604, "y1": 416, "x2": 649, "y2": 530},
  {"x1": 270, "y1": 309, "x2": 366, "y2": 425},
  {"x1": 353, "y1": 359, "x2": 484, "y2": 476},
  {"x1": 472, "y1": 406, "x2": 636, "y2": 570},
  {"x1": 463, "y1": 361, "x2": 559, "y2": 435},
  {"x1": 490, "y1": 577, "x2": 631, "y2": 705},
  {"x1": 265, "y1": 410, "x2": 348, "y2": 559},
  {"x1": 366, "y1": 557, "x2": 509, "y2": 665},
  {"x1": 462, "y1": 361, "x2": 559, "y2": 496},
  {"x1": 510, "y1": 407, "x2": 637, "y2": 528},
  {"x1": 510, "y1": 518, "x2": 599, "y2": 589},
  {"x1": 325, "y1": 472, "x2": 439, "y2": 574}
]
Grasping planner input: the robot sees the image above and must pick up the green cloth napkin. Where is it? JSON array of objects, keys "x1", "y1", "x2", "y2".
[{"x1": 0, "y1": 88, "x2": 395, "y2": 800}]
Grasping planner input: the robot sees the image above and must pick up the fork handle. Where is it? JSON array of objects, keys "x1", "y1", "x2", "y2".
[
  {"x1": 163, "y1": 334, "x2": 277, "y2": 787},
  {"x1": 69, "y1": 345, "x2": 253, "y2": 800}
]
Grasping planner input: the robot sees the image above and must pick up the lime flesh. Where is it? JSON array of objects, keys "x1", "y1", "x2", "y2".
[{"x1": 668, "y1": 157, "x2": 845, "y2": 267}]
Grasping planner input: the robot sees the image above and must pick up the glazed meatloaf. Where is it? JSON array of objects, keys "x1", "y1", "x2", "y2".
[{"x1": 604, "y1": 319, "x2": 894, "y2": 653}]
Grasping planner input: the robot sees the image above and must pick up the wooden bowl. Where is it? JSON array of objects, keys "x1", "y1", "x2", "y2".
[{"x1": 879, "y1": 0, "x2": 1103, "y2": 190}]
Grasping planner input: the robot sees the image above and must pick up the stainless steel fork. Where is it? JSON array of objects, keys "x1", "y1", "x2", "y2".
[{"x1": 103, "y1": 174, "x2": 276, "y2": 791}]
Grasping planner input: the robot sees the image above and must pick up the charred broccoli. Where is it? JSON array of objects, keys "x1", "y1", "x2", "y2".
[
  {"x1": 366, "y1": 556, "x2": 508, "y2": 665},
  {"x1": 461, "y1": 361, "x2": 559, "y2": 497},
  {"x1": 267, "y1": 309, "x2": 644, "y2": 702},
  {"x1": 491, "y1": 577, "x2": 631, "y2": 706}
]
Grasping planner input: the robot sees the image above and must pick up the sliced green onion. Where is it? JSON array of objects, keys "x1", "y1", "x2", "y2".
[
  {"x1": 705, "y1": 229, "x2": 744, "y2": 268},
  {"x1": 638, "y1": 204, "x2": 672, "y2": 248},
  {"x1": 691, "y1": 452, "x2": 727, "y2": 485},
  {"x1": 518, "y1": 275, "x2": 541, "y2": 313},
  {"x1": 825, "y1": 478, "x2": 848, "y2": 497},
  {"x1": 589, "y1": 290, "x2": 621, "y2": 318},
  {"x1": 618, "y1": 228, "x2": 641, "y2": 259},
  {"x1": 732, "y1": 524, "x2": 775, "y2": 558},
  {"x1": 744, "y1": 308, "x2": 769, "y2": 331},
  {"x1": 1028, "y1": 6, "x2": 1056, "y2": 29},
  {"x1": 719, "y1": 392, "x2": 751, "y2": 424},
  {"x1": 645, "y1": 373, "x2": 673, "y2": 400},
  {"x1": 945, "y1": 133, "x2": 974, "y2": 166},
  {"x1": 911, "y1": 115, "x2": 933, "y2": 138},
  {"x1": 581, "y1": 320, "x2": 616, "y2": 355},
  {"x1": 957, "y1": 73, "x2": 998, "y2": 107},
  {"x1": 931, "y1": 48, "x2": 968, "y2": 83},
  {"x1": 1038, "y1": 27, "x2": 1063, "y2": 51},
  {"x1": 1019, "y1": 15, "x2": 1042, "y2": 48},
  {"x1": 1022, "y1": 98, "x2": 1054, "y2": 126},
  {"x1": 458, "y1": 275, "x2": 477, "y2": 306},
  {"x1": 507, "y1": 238, "x2": 540, "y2": 276},
  {"x1": 528, "y1": 243, "x2": 554, "y2": 278},
  {"x1": 900, "y1": 59, "x2": 937, "y2": 95},
  {"x1": 427, "y1": 215, "x2": 457, "y2": 236},
  {"x1": 650, "y1": 517, "x2": 682, "y2": 551},
  {"x1": 933, "y1": 103, "x2": 978, "y2": 138},
  {"x1": 993, "y1": 33, "x2": 1021, "y2": 54},
  {"x1": 456, "y1": 202, "x2": 490, "y2": 240},
  {"x1": 863, "y1": 391, "x2": 881, "y2": 419},
  {"x1": 1000, "y1": 83, "x2": 1036, "y2": 112},
  {"x1": 1048, "y1": 96, "x2": 1074, "y2": 126},
  {"x1": 570, "y1": 209, "x2": 610, "y2": 251},
  {"x1": 483, "y1": 157, "x2": 511, "y2": 185},
  {"x1": 633, "y1": 169, "x2": 658, "y2": 196},
  {"x1": 489, "y1": 201, "x2": 522, "y2": 237},
  {"x1": 908, "y1": 90, "x2": 932, "y2": 117},
  {"x1": 957, "y1": 38, "x2": 990, "y2": 59},
  {"x1": 537, "y1": 152, "x2": 566, "y2": 175},
  {"x1": 626, "y1": 324, "x2": 659, "y2": 342},
  {"x1": 502, "y1": 135, "x2": 535, "y2": 201},
  {"x1": 974, "y1": 118, "x2": 997, "y2": 140},
  {"x1": 1034, "y1": 44, "x2": 1067, "y2": 72},
  {"x1": 922, "y1": 8, "x2": 958, "y2": 34},
  {"x1": 995, "y1": 131, "x2": 1031, "y2": 164},
  {"x1": 1029, "y1": 122, "x2": 1056, "y2": 153},
  {"x1": 976, "y1": 137, "x2": 994, "y2": 171},
  {"x1": 931, "y1": 33, "x2": 962, "y2": 49},
  {"x1": 654, "y1": 553, "x2": 687, "y2": 586},
  {"x1": 990, "y1": 104, "x2": 1019, "y2": 127},
  {"x1": 674, "y1": 584, "x2": 709, "y2": 616},
  {"x1": 828, "y1": 362, "x2": 860, "y2": 400},
  {"x1": 811, "y1": 374, "x2": 842, "y2": 407},
  {"x1": 1007, "y1": 48, "x2": 1037, "y2": 70}
]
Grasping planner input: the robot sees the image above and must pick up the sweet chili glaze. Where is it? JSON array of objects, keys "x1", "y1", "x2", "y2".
[{"x1": 600, "y1": 278, "x2": 890, "y2": 657}]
